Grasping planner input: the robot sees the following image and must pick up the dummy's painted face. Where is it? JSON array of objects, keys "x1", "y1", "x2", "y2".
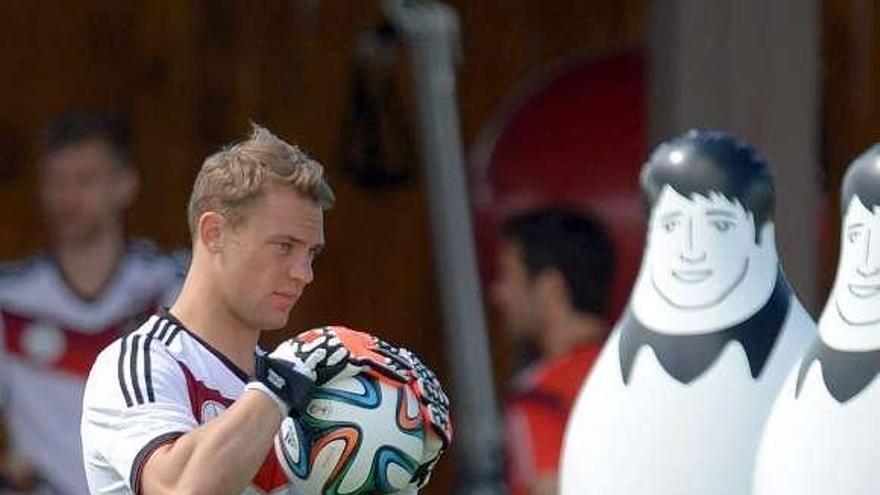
[
  {"x1": 835, "y1": 197, "x2": 880, "y2": 325},
  {"x1": 648, "y1": 187, "x2": 757, "y2": 309}
]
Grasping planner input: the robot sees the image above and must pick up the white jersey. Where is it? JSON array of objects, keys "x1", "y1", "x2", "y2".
[
  {"x1": 0, "y1": 241, "x2": 184, "y2": 495},
  {"x1": 81, "y1": 311, "x2": 293, "y2": 495}
]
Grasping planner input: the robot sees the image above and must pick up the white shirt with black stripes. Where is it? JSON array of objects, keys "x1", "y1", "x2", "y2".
[{"x1": 80, "y1": 311, "x2": 294, "y2": 495}]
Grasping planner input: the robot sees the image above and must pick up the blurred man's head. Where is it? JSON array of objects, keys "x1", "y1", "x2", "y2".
[
  {"x1": 187, "y1": 124, "x2": 334, "y2": 330},
  {"x1": 38, "y1": 112, "x2": 138, "y2": 247},
  {"x1": 491, "y1": 208, "x2": 614, "y2": 346}
]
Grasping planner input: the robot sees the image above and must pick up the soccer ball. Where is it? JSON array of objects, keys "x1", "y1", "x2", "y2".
[{"x1": 275, "y1": 372, "x2": 436, "y2": 494}]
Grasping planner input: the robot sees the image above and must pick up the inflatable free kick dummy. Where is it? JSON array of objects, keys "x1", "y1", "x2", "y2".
[
  {"x1": 754, "y1": 144, "x2": 880, "y2": 495},
  {"x1": 560, "y1": 130, "x2": 815, "y2": 495}
]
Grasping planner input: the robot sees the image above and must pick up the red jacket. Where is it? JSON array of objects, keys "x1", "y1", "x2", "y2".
[{"x1": 504, "y1": 343, "x2": 602, "y2": 495}]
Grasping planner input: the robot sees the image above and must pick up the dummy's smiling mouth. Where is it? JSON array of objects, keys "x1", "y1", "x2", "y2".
[
  {"x1": 672, "y1": 269, "x2": 712, "y2": 283},
  {"x1": 848, "y1": 283, "x2": 880, "y2": 299}
]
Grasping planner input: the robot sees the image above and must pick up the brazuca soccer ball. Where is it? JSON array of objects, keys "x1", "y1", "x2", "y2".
[{"x1": 275, "y1": 372, "x2": 437, "y2": 494}]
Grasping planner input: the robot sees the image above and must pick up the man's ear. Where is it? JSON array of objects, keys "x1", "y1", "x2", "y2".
[
  {"x1": 198, "y1": 212, "x2": 225, "y2": 253},
  {"x1": 114, "y1": 168, "x2": 139, "y2": 210}
]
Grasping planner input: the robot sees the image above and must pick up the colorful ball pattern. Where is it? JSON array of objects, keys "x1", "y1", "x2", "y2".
[{"x1": 275, "y1": 372, "x2": 431, "y2": 494}]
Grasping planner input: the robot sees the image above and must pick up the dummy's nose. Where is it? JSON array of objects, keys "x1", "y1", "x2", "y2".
[
  {"x1": 680, "y1": 217, "x2": 706, "y2": 264},
  {"x1": 856, "y1": 229, "x2": 880, "y2": 278}
]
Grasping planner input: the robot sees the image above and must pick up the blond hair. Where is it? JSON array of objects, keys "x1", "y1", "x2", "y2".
[{"x1": 187, "y1": 124, "x2": 334, "y2": 238}]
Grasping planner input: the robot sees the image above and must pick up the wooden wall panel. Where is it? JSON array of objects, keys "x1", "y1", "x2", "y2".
[{"x1": 0, "y1": 1, "x2": 646, "y2": 492}]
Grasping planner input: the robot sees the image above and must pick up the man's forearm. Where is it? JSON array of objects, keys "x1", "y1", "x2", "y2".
[{"x1": 141, "y1": 390, "x2": 283, "y2": 495}]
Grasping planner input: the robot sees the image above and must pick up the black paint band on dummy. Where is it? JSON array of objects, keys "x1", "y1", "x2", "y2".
[
  {"x1": 795, "y1": 339, "x2": 880, "y2": 403},
  {"x1": 618, "y1": 271, "x2": 791, "y2": 385}
]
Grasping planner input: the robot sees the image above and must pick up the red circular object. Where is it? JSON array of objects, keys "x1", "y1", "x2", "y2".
[{"x1": 471, "y1": 50, "x2": 647, "y2": 320}]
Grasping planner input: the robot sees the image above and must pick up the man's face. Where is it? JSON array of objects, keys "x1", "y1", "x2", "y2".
[
  {"x1": 39, "y1": 140, "x2": 136, "y2": 246},
  {"x1": 216, "y1": 184, "x2": 325, "y2": 331},
  {"x1": 491, "y1": 241, "x2": 540, "y2": 343},
  {"x1": 648, "y1": 187, "x2": 757, "y2": 309},
  {"x1": 834, "y1": 197, "x2": 880, "y2": 325}
]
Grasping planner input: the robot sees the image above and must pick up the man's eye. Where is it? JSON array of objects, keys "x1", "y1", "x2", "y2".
[
  {"x1": 848, "y1": 230, "x2": 862, "y2": 244},
  {"x1": 710, "y1": 219, "x2": 733, "y2": 232},
  {"x1": 661, "y1": 219, "x2": 678, "y2": 233},
  {"x1": 276, "y1": 242, "x2": 293, "y2": 254}
]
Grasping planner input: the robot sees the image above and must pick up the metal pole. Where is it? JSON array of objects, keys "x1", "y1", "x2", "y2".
[{"x1": 385, "y1": 2, "x2": 505, "y2": 494}]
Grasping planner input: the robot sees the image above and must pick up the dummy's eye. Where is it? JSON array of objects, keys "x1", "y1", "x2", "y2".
[
  {"x1": 710, "y1": 219, "x2": 733, "y2": 233},
  {"x1": 661, "y1": 219, "x2": 679, "y2": 233},
  {"x1": 848, "y1": 230, "x2": 862, "y2": 244}
]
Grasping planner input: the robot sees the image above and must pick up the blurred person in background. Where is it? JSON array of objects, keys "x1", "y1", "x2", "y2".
[
  {"x1": 0, "y1": 112, "x2": 183, "y2": 494},
  {"x1": 491, "y1": 207, "x2": 615, "y2": 495}
]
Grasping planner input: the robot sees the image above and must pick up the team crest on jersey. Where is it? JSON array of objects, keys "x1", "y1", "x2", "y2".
[
  {"x1": 21, "y1": 321, "x2": 66, "y2": 363},
  {"x1": 200, "y1": 400, "x2": 228, "y2": 422}
]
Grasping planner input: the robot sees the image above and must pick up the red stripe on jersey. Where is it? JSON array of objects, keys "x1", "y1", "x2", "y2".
[
  {"x1": 178, "y1": 362, "x2": 235, "y2": 422},
  {"x1": 251, "y1": 453, "x2": 289, "y2": 493},
  {"x1": 177, "y1": 362, "x2": 290, "y2": 493},
  {"x1": 2, "y1": 306, "x2": 154, "y2": 377}
]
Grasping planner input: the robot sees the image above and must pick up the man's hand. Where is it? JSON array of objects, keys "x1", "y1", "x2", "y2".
[
  {"x1": 372, "y1": 339, "x2": 452, "y2": 448},
  {"x1": 408, "y1": 431, "x2": 445, "y2": 489},
  {"x1": 294, "y1": 326, "x2": 410, "y2": 384},
  {"x1": 282, "y1": 327, "x2": 454, "y2": 449},
  {"x1": 247, "y1": 327, "x2": 352, "y2": 416},
  {"x1": 247, "y1": 326, "x2": 410, "y2": 416}
]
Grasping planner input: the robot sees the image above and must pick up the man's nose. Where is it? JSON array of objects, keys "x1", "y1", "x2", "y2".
[{"x1": 288, "y1": 255, "x2": 314, "y2": 285}]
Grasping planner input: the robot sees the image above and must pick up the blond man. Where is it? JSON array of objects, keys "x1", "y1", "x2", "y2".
[{"x1": 80, "y1": 126, "x2": 408, "y2": 495}]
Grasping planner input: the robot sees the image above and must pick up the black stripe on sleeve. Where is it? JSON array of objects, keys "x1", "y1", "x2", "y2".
[
  {"x1": 155, "y1": 319, "x2": 170, "y2": 341},
  {"x1": 164, "y1": 325, "x2": 181, "y2": 346},
  {"x1": 143, "y1": 319, "x2": 163, "y2": 404},
  {"x1": 129, "y1": 335, "x2": 144, "y2": 405},
  {"x1": 129, "y1": 431, "x2": 185, "y2": 495},
  {"x1": 117, "y1": 337, "x2": 134, "y2": 408}
]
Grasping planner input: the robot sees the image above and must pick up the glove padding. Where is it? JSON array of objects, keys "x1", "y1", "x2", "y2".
[
  {"x1": 301, "y1": 327, "x2": 453, "y2": 445},
  {"x1": 371, "y1": 339, "x2": 451, "y2": 490},
  {"x1": 295, "y1": 326, "x2": 411, "y2": 384},
  {"x1": 408, "y1": 431, "x2": 445, "y2": 490},
  {"x1": 250, "y1": 327, "x2": 373, "y2": 415},
  {"x1": 372, "y1": 339, "x2": 453, "y2": 449}
]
